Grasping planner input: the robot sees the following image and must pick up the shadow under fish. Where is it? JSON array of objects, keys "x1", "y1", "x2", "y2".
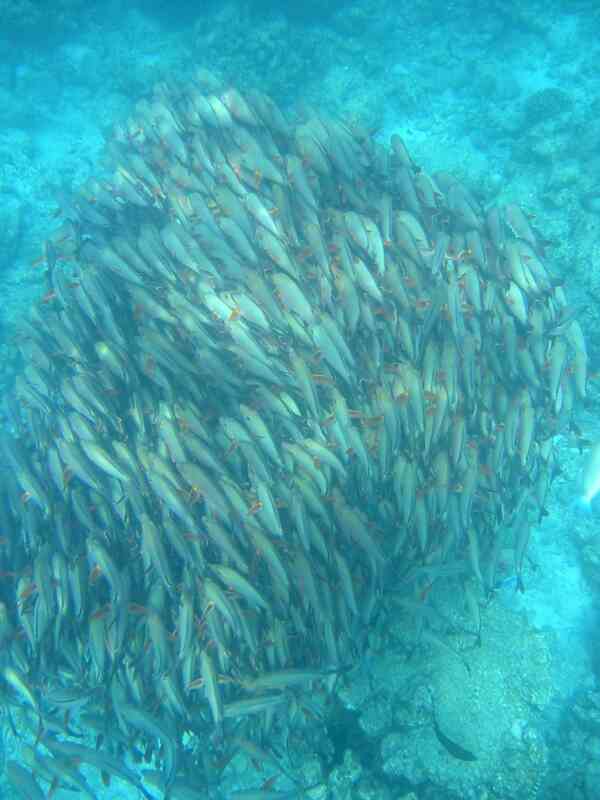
[{"x1": 432, "y1": 701, "x2": 477, "y2": 762}]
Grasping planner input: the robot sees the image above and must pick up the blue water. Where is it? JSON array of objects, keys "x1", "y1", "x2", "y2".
[{"x1": 1, "y1": 2, "x2": 599, "y2": 798}]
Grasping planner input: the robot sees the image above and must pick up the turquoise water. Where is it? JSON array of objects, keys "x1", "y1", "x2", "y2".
[{"x1": 1, "y1": 2, "x2": 599, "y2": 799}]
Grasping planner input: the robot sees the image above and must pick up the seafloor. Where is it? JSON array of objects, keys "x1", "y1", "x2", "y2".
[{"x1": 0, "y1": 1, "x2": 599, "y2": 799}]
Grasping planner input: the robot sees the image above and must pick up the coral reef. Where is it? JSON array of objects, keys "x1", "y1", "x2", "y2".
[
  {"x1": 0, "y1": 0, "x2": 89, "y2": 40},
  {"x1": 523, "y1": 87, "x2": 574, "y2": 126}
]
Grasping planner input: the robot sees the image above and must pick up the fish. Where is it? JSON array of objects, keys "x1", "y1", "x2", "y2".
[
  {"x1": 120, "y1": 705, "x2": 178, "y2": 791},
  {"x1": 5, "y1": 761, "x2": 46, "y2": 800},
  {"x1": 176, "y1": 585, "x2": 195, "y2": 663},
  {"x1": 2, "y1": 666, "x2": 41, "y2": 718},
  {"x1": 87, "y1": 537, "x2": 124, "y2": 604},
  {"x1": 240, "y1": 666, "x2": 348, "y2": 693},
  {"x1": 211, "y1": 563, "x2": 270, "y2": 613},
  {"x1": 512, "y1": 497, "x2": 533, "y2": 592},
  {"x1": 234, "y1": 736, "x2": 300, "y2": 786},
  {"x1": 223, "y1": 694, "x2": 287, "y2": 719},
  {"x1": 198, "y1": 649, "x2": 223, "y2": 734},
  {"x1": 576, "y1": 441, "x2": 600, "y2": 511},
  {"x1": 0, "y1": 72, "x2": 588, "y2": 800},
  {"x1": 228, "y1": 790, "x2": 308, "y2": 800},
  {"x1": 140, "y1": 513, "x2": 176, "y2": 593},
  {"x1": 42, "y1": 736, "x2": 154, "y2": 800},
  {"x1": 33, "y1": 751, "x2": 99, "y2": 800},
  {"x1": 143, "y1": 770, "x2": 207, "y2": 800}
]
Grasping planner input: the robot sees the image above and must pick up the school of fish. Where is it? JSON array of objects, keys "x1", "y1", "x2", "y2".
[{"x1": 0, "y1": 67, "x2": 588, "y2": 797}]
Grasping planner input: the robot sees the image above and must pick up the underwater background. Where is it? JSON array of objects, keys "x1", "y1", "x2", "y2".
[{"x1": 1, "y1": 1, "x2": 600, "y2": 799}]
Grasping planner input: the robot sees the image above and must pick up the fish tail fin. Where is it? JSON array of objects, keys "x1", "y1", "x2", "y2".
[{"x1": 34, "y1": 712, "x2": 45, "y2": 747}]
